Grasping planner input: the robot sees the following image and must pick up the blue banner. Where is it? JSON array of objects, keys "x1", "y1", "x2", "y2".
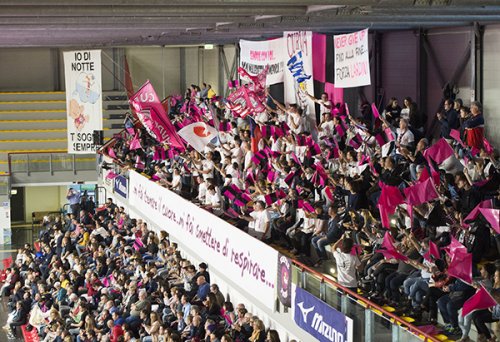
[
  {"x1": 294, "y1": 287, "x2": 353, "y2": 342},
  {"x1": 114, "y1": 175, "x2": 128, "y2": 199}
]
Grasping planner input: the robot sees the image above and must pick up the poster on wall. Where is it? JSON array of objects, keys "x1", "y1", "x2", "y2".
[
  {"x1": 293, "y1": 286, "x2": 354, "y2": 342},
  {"x1": 129, "y1": 171, "x2": 278, "y2": 310},
  {"x1": 239, "y1": 38, "x2": 285, "y2": 85},
  {"x1": 63, "y1": 50, "x2": 103, "y2": 154},
  {"x1": 333, "y1": 29, "x2": 371, "y2": 88},
  {"x1": 0, "y1": 201, "x2": 11, "y2": 245},
  {"x1": 283, "y1": 31, "x2": 315, "y2": 119}
]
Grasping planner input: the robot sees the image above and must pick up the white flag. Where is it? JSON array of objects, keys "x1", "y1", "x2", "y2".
[{"x1": 178, "y1": 122, "x2": 218, "y2": 153}]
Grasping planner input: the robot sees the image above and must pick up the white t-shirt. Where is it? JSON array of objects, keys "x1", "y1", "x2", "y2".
[
  {"x1": 249, "y1": 210, "x2": 270, "y2": 234},
  {"x1": 287, "y1": 113, "x2": 304, "y2": 135},
  {"x1": 333, "y1": 249, "x2": 360, "y2": 288},
  {"x1": 319, "y1": 100, "x2": 333, "y2": 115},
  {"x1": 318, "y1": 120, "x2": 334, "y2": 138},
  {"x1": 171, "y1": 174, "x2": 182, "y2": 191},
  {"x1": 202, "y1": 160, "x2": 214, "y2": 180}
]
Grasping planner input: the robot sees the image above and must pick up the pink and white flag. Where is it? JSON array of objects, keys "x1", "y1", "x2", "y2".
[{"x1": 130, "y1": 81, "x2": 185, "y2": 151}]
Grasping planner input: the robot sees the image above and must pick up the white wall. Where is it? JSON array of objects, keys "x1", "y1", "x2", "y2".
[
  {"x1": 482, "y1": 24, "x2": 500, "y2": 147},
  {"x1": 24, "y1": 185, "x2": 68, "y2": 219}
]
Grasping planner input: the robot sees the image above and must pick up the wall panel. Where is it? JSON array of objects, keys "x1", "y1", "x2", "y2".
[
  {"x1": 380, "y1": 31, "x2": 418, "y2": 107},
  {"x1": 482, "y1": 24, "x2": 500, "y2": 147}
]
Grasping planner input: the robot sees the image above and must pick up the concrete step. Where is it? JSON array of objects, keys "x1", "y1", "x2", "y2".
[
  {"x1": 1, "y1": 119, "x2": 67, "y2": 130},
  {"x1": 0, "y1": 90, "x2": 127, "y2": 102},
  {"x1": 0, "y1": 108, "x2": 127, "y2": 120},
  {"x1": 0, "y1": 99, "x2": 129, "y2": 111},
  {"x1": 0, "y1": 128, "x2": 121, "y2": 140},
  {"x1": 0, "y1": 139, "x2": 68, "y2": 150},
  {"x1": 0, "y1": 119, "x2": 118, "y2": 130}
]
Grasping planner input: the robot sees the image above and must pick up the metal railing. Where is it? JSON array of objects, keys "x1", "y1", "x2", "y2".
[
  {"x1": 8, "y1": 152, "x2": 96, "y2": 175},
  {"x1": 0, "y1": 173, "x2": 10, "y2": 197},
  {"x1": 292, "y1": 260, "x2": 439, "y2": 342}
]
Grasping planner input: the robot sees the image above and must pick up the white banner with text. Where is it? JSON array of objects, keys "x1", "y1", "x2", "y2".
[
  {"x1": 239, "y1": 38, "x2": 285, "y2": 85},
  {"x1": 64, "y1": 50, "x2": 103, "y2": 154},
  {"x1": 283, "y1": 31, "x2": 315, "y2": 118},
  {"x1": 334, "y1": 29, "x2": 371, "y2": 88},
  {"x1": 129, "y1": 171, "x2": 278, "y2": 309}
]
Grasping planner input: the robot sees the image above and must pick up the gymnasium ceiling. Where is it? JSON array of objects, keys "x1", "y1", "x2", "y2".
[{"x1": 2, "y1": 0, "x2": 500, "y2": 47}]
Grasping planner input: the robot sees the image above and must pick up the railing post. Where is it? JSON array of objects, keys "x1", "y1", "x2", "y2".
[
  {"x1": 72, "y1": 154, "x2": 76, "y2": 175},
  {"x1": 27, "y1": 154, "x2": 31, "y2": 176},
  {"x1": 49, "y1": 154, "x2": 53, "y2": 175},
  {"x1": 300, "y1": 268, "x2": 307, "y2": 290},
  {"x1": 365, "y1": 309, "x2": 375, "y2": 342},
  {"x1": 319, "y1": 280, "x2": 326, "y2": 301},
  {"x1": 391, "y1": 322, "x2": 400, "y2": 342}
]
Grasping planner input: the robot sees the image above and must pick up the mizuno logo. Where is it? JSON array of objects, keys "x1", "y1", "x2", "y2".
[{"x1": 297, "y1": 301, "x2": 314, "y2": 323}]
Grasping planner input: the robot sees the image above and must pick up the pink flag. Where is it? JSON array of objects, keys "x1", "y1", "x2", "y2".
[
  {"x1": 417, "y1": 325, "x2": 442, "y2": 336},
  {"x1": 105, "y1": 171, "x2": 118, "y2": 180},
  {"x1": 129, "y1": 134, "x2": 142, "y2": 150},
  {"x1": 462, "y1": 286, "x2": 498, "y2": 317},
  {"x1": 478, "y1": 208, "x2": 500, "y2": 233},
  {"x1": 403, "y1": 178, "x2": 439, "y2": 206},
  {"x1": 374, "y1": 133, "x2": 386, "y2": 146},
  {"x1": 423, "y1": 241, "x2": 441, "y2": 262},
  {"x1": 378, "y1": 183, "x2": 405, "y2": 209},
  {"x1": 444, "y1": 235, "x2": 467, "y2": 256},
  {"x1": 376, "y1": 232, "x2": 408, "y2": 261},
  {"x1": 447, "y1": 248, "x2": 472, "y2": 284},
  {"x1": 371, "y1": 103, "x2": 380, "y2": 119},
  {"x1": 449, "y1": 129, "x2": 465, "y2": 148},
  {"x1": 384, "y1": 128, "x2": 395, "y2": 141},
  {"x1": 130, "y1": 81, "x2": 185, "y2": 151},
  {"x1": 463, "y1": 199, "x2": 493, "y2": 226},
  {"x1": 483, "y1": 137, "x2": 494, "y2": 155},
  {"x1": 107, "y1": 147, "x2": 116, "y2": 159},
  {"x1": 423, "y1": 138, "x2": 454, "y2": 164}
]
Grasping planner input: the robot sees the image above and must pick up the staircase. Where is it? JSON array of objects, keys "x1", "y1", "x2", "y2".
[{"x1": 0, "y1": 91, "x2": 127, "y2": 175}]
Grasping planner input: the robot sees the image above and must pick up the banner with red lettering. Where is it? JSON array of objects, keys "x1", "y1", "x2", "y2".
[
  {"x1": 129, "y1": 81, "x2": 185, "y2": 151},
  {"x1": 63, "y1": 50, "x2": 103, "y2": 154},
  {"x1": 334, "y1": 29, "x2": 371, "y2": 88},
  {"x1": 283, "y1": 31, "x2": 315, "y2": 118},
  {"x1": 129, "y1": 171, "x2": 278, "y2": 310},
  {"x1": 239, "y1": 38, "x2": 285, "y2": 85}
]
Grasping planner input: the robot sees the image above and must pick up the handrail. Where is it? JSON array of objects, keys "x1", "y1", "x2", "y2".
[
  {"x1": 292, "y1": 259, "x2": 439, "y2": 342},
  {"x1": 7, "y1": 150, "x2": 96, "y2": 175}
]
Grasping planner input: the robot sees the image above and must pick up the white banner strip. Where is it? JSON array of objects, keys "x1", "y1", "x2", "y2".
[{"x1": 129, "y1": 171, "x2": 278, "y2": 309}]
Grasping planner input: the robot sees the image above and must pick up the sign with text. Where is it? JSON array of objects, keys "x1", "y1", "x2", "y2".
[
  {"x1": 114, "y1": 175, "x2": 128, "y2": 199},
  {"x1": 283, "y1": 31, "x2": 315, "y2": 118},
  {"x1": 334, "y1": 29, "x2": 371, "y2": 88},
  {"x1": 0, "y1": 201, "x2": 11, "y2": 245},
  {"x1": 293, "y1": 287, "x2": 353, "y2": 342},
  {"x1": 63, "y1": 50, "x2": 103, "y2": 153},
  {"x1": 240, "y1": 38, "x2": 285, "y2": 85},
  {"x1": 129, "y1": 171, "x2": 278, "y2": 309}
]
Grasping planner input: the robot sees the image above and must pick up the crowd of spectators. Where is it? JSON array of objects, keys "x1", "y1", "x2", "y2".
[
  {"x1": 1, "y1": 197, "x2": 284, "y2": 342},
  {"x1": 104, "y1": 80, "x2": 500, "y2": 341}
]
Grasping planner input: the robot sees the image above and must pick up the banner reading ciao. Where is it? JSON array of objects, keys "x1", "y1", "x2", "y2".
[{"x1": 129, "y1": 171, "x2": 278, "y2": 309}]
